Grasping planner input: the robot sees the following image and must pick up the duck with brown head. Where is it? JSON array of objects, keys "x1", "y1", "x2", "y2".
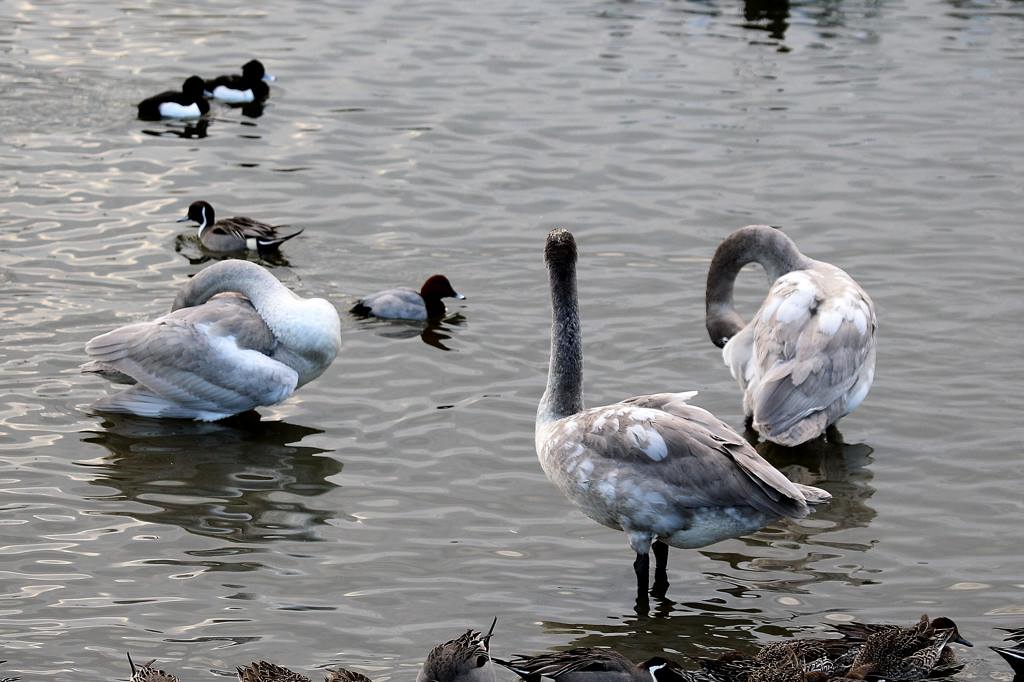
[
  {"x1": 536, "y1": 228, "x2": 831, "y2": 604},
  {"x1": 705, "y1": 225, "x2": 877, "y2": 447},
  {"x1": 351, "y1": 274, "x2": 465, "y2": 321}
]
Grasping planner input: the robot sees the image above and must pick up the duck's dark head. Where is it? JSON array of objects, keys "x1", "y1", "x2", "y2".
[
  {"x1": 420, "y1": 274, "x2": 465, "y2": 301},
  {"x1": 640, "y1": 657, "x2": 689, "y2": 682},
  {"x1": 181, "y1": 75, "x2": 207, "y2": 97},
  {"x1": 931, "y1": 617, "x2": 973, "y2": 646},
  {"x1": 177, "y1": 200, "x2": 214, "y2": 227},
  {"x1": 242, "y1": 59, "x2": 276, "y2": 82}
]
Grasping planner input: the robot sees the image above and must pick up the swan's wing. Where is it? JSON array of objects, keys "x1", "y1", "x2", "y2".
[
  {"x1": 747, "y1": 268, "x2": 876, "y2": 442},
  {"x1": 85, "y1": 296, "x2": 297, "y2": 419},
  {"x1": 555, "y1": 396, "x2": 814, "y2": 518}
]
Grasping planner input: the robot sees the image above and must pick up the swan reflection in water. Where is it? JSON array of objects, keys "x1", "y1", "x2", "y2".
[
  {"x1": 79, "y1": 412, "x2": 350, "y2": 542},
  {"x1": 356, "y1": 313, "x2": 467, "y2": 351}
]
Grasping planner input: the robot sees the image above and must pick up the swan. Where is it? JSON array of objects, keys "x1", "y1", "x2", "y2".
[
  {"x1": 536, "y1": 228, "x2": 830, "y2": 601},
  {"x1": 705, "y1": 225, "x2": 877, "y2": 446},
  {"x1": 83, "y1": 260, "x2": 341, "y2": 421}
]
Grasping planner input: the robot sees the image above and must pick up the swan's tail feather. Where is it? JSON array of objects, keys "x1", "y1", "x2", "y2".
[{"x1": 795, "y1": 483, "x2": 832, "y2": 507}]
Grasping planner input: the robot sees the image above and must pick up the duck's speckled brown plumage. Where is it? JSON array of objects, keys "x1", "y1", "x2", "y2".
[
  {"x1": 128, "y1": 653, "x2": 181, "y2": 682},
  {"x1": 417, "y1": 620, "x2": 495, "y2": 682}
]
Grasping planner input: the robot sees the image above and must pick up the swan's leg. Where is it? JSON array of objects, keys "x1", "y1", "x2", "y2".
[
  {"x1": 744, "y1": 414, "x2": 754, "y2": 431},
  {"x1": 651, "y1": 540, "x2": 669, "y2": 597},
  {"x1": 633, "y1": 551, "x2": 650, "y2": 600},
  {"x1": 825, "y1": 423, "x2": 844, "y2": 444}
]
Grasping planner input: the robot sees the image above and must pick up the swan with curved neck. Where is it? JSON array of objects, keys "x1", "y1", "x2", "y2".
[
  {"x1": 84, "y1": 260, "x2": 340, "y2": 421},
  {"x1": 537, "y1": 228, "x2": 830, "y2": 602},
  {"x1": 705, "y1": 225, "x2": 876, "y2": 446}
]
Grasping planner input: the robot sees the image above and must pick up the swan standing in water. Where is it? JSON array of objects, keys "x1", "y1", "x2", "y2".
[
  {"x1": 536, "y1": 228, "x2": 830, "y2": 601},
  {"x1": 83, "y1": 260, "x2": 341, "y2": 421},
  {"x1": 705, "y1": 225, "x2": 876, "y2": 446}
]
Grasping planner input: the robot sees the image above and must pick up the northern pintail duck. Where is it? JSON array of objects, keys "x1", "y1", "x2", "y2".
[
  {"x1": 137, "y1": 75, "x2": 210, "y2": 121},
  {"x1": 128, "y1": 653, "x2": 181, "y2": 682},
  {"x1": 351, "y1": 275, "x2": 465, "y2": 321},
  {"x1": 705, "y1": 225, "x2": 877, "y2": 446},
  {"x1": 83, "y1": 260, "x2": 341, "y2": 421},
  {"x1": 416, "y1": 619, "x2": 496, "y2": 682},
  {"x1": 844, "y1": 615, "x2": 969, "y2": 681},
  {"x1": 992, "y1": 627, "x2": 1024, "y2": 676},
  {"x1": 236, "y1": 662, "x2": 371, "y2": 682},
  {"x1": 205, "y1": 59, "x2": 276, "y2": 103},
  {"x1": 536, "y1": 228, "x2": 831, "y2": 601},
  {"x1": 700, "y1": 639, "x2": 851, "y2": 682},
  {"x1": 177, "y1": 200, "x2": 304, "y2": 254},
  {"x1": 493, "y1": 648, "x2": 703, "y2": 682}
]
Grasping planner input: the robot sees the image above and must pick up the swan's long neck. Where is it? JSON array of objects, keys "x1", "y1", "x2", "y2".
[
  {"x1": 705, "y1": 225, "x2": 810, "y2": 347},
  {"x1": 539, "y1": 237, "x2": 583, "y2": 423},
  {"x1": 172, "y1": 260, "x2": 294, "y2": 315}
]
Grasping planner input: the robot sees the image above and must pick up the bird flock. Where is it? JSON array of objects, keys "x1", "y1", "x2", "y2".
[{"x1": 52, "y1": 60, "x2": 1013, "y2": 682}]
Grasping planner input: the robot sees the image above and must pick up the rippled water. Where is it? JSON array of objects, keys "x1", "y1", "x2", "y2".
[{"x1": 1, "y1": 0, "x2": 1022, "y2": 680}]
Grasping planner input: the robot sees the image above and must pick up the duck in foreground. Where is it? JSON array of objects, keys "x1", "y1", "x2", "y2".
[
  {"x1": 236, "y1": 661, "x2": 371, "y2": 682},
  {"x1": 177, "y1": 200, "x2": 304, "y2": 255},
  {"x1": 536, "y1": 228, "x2": 831, "y2": 602},
  {"x1": 137, "y1": 75, "x2": 210, "y2": 120},
  {"x1": 844, "y1": 614, "x2": 971, "y2": 681},
  {"x1": 205, "y1": 59, "x2": 276, "y2": 103},
  {"x1": 83, "y1": 260, "x2": 341, "y2": 421},
  {"x1": 351, "y1": 275, "x2": 465, "y2": 321},
  {"x1": 992, "y1": 627, "x2": 1024, "y2": 677},
  {"x1": 705, "y1": 225, "x2": 876, "y2": 446},
  {"x1": 128, "y1": 653, "x2": 180, "y2": 682},
  {"x1": 417, "y1": 618, "x2": 496, "y2": 682},
  {"x1": 493, "y1": 647, "x2": 704, "y2": 682}
]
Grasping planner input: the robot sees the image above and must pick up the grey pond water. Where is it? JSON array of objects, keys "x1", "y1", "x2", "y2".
[{"x1": 1, "y1": 1, "x2": 1022, "y2": 680}]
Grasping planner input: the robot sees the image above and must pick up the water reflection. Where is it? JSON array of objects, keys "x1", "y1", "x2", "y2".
[
  {"x1": 140, "y1": 119, "x2": 210, "y2": 139},
  {"x1": 356, "y1": 313, "x2": 467, "y2": 351},
  {"x1": 174, "y1": 234, "x2": 292, "y2": 267},
  {"x1": 78, "y1": 413, "x2": 346, "y2": 542},
  {"x1": 742, "y1": 0, "x2": 790, "y2": 41}
]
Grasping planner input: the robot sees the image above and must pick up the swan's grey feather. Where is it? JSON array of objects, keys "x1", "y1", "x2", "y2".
[
  {"x1": 542, "y1": 394, "x2": 813, "y2": 524},
  {"x1": 85, "y1": 295, "x2": 298, "y2": 420},
  {"x1": 725, "y1": 264, "x2": 876, "y2": 446}
]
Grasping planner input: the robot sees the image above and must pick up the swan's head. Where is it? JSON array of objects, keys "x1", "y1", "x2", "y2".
[
  {"x1": 544, "y1": 228, "x2": 577, "y2": 268},
  {"x1": 420, "y1": 274, "x2": 465, "y2": 301}
]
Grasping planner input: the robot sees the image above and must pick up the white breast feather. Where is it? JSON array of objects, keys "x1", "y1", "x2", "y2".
[
  {"x1": 212, "y1": 85, "x2": 255, "y2": 103},
  {"x1": 158, "y1": 102, "x2": 201, "y2": 118}
]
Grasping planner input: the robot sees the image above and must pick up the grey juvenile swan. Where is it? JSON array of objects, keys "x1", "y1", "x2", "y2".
[
  {"x1": 705, "y1": 225, "x2": 877, "y2": 446},
  {"x1": 536, "y1": 228, "x2": 830, "y2": 601},
  {"x1": 83, "y1": 260, "x2": 341, "y2": 421}
]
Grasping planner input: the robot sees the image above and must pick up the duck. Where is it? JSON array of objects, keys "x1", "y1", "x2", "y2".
[
  {"x1": 705, "y1": 225, "x2": 876, "y2": 446},
  {"x1": 137, "y1": 75, "x2": 210, "y2": 120},
  {"x1": 177, "y1": 200, "x2": 304, "y2": 254},
  {"x1": 205, "y1": 59, "x2": 275, "y2": 103},
  {"x1": 845, "y1": 615, "x2": 968, "y2": 681},
  {"x1": 416, "y1": 619, "x2": 496, "y2": 682},
  {"x1": 236, "y1": 662, "x2": 371, "y2": 682},
  {"x1": 351, "y1": 275, "x2": 465, "y2": 321},
  {"x1": 82, "y1": 260, "x2": 341, "y2": 421},
  {"x1": 536, "y1": 228, "x2": 831, "y2": 602},
  {"x1": 992, "y1": 627, "x2": 1024, "y2": 676},
  {"x1": 128, "y1": 653, "x2": 181, "y2": 682},
  {"x1": 493, "y1": 648, "x2": 702, "y2": 682}
]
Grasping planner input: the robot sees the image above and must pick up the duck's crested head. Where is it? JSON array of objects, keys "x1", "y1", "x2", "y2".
[
  {"x1": 242, "y1": 59, "x2": 266, "y2": 80},
  {"x1": 421, "y1": 274, "x2": 464, "y2": 300},
  {"x1": 545, "y1": 228, "x2": 577, "y2": 268},
  {"x1": 181, "y1": 75, "x2": 207, "y2": 96}
]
